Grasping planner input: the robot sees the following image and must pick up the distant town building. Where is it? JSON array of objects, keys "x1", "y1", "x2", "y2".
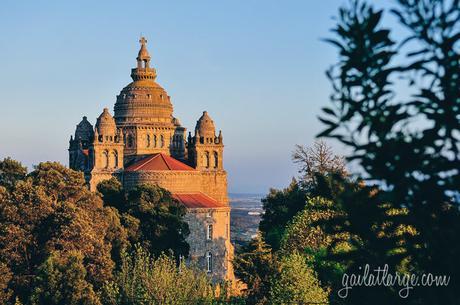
[{"x1": 69, "y1": 37, "x2": 234, "y2": 281}]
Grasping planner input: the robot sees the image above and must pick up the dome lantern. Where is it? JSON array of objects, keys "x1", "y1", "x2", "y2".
[
  {"x1": 130, "y1": 37, "x2": 157, "y2": 81},
  {"x1": 137, "y1": 36, "x2": 151, "y2": 69}
]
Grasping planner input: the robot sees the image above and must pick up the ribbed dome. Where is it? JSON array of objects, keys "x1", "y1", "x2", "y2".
[
  {"x1": 195, "y1": 111, "x2": 216, "y2": 138},
  {"x1": 114, "y1": 38, "x2": 174, "y2": 125},
  {"x1": 74, "y1": 116, "x2": 93, "y2": 141},
  {"x1": 96, "y1": 108, "x2": 117, "y2": 136}
]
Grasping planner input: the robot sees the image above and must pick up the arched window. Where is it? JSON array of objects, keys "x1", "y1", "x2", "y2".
[
  {"x1": 205, "y1": 151, "x2": 210, "y2": 168},
  {"x1": 112, "y1": 150, "x2": 118, "y2": 168},
  {"x1": 206, "y1": 224, "x2": 213, "y2": 240},
  {"x1": 206, "y1": 252, "x2": 212, "y2": 273},
  {"x1": 146, "y1": 134, "x2": 150, "y2": 147},
  {"x1": 160, "y1": 135, "x2": 165, "y2": 148},
  {"x1": 103, "y1": 150, "x2": 109, "y2": 168},
  {"x1": 153, "y1": 135, "x2": 157, "y2": 147},
  {"x1": 214, "y1": 151, "x2": 218, "y2": 168}
]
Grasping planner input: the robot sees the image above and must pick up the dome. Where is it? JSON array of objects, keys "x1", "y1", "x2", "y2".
[
  {"x1": 74, "y1": 116, "x2": 93, "y2": 141},
  {"x1": 195, "y1": 111, "x2": 216, "y2": 138},
  {"x1": 95, "y1": 108, "x2": 117, "y2": 136},
  {"x1": 114, "y1": 38, "x2": 174, "y2": 125}
]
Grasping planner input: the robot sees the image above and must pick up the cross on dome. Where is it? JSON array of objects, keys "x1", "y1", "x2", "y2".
[{"x1": 137, "y1": 36, "x2": 151, "y2": 68}]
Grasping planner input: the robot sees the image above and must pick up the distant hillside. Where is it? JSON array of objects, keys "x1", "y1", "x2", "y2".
[{"x1": 229, "y1": 193, "x2": 264, "y2": 250}]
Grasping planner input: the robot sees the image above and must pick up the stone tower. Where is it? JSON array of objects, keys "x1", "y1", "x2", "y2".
[
  {"x1": 113, "y1": 37, "x2": 186, "y2": 163},
  {"x1": 87, "y1": 108, "x2": 124, "y2": 190},
  {"x1": 69, "y1": 116, "x2": 93, "y2": 173},
  {"x1": 188, "y1": 111, "x2": 224, "y2": 171}
]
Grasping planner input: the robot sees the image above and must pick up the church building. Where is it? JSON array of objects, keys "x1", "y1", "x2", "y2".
[{"x1": 68, "y1": 37, "x2": 234, "y2": 281}]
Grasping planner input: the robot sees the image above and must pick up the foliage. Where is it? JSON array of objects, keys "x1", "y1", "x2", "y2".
[
  {"x1": 268, "y1": 252, "x2": 329, "y2": 305},
  {"x1": 0, "y1": 262, "x2": 13, "y2": 304},
  {"x1": 320, "y1": 0, "x2": 460, "y2": 303},
  {"x1": 233, "y1": 235, "x2": 276, "y2": 305},
  {"x1": 280, "y1": 196, "x2": 349, "y2": 301},
  {"x1": 280, "y1": 196, "x2": 348, "y2": 254},
  {"x1": 259, "y1": 179, "x2": 307, "y2": 250},
  {"x1": 97, "y1": 178, "x2": 125, "y2": 211},
  {"x1": 293, "y1": 140, "x2": 346, "y2": 189},
  {"x1": 30, "y1": 251, "x2": 101, "y2": 305},
  {"x1": 101, "y1": 245, "x2": 228, "y2": 305},
  {"x1": 0, "y1": 162, "x2": 127, "y2": 304},
  {"x1": 98, "y1": 178, "x2": 190, "y2": 258},
  {"x1": 317, "y1": 177, "x2": 418, "y2": 304},
  {"x1": 0, "y1": 158, "x2": 27, "y2": 190}
]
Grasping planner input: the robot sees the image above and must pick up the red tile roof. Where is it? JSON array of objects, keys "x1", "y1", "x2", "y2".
[
  {"x1": 125, "y1": 153, "x2": 195, "y2": 172},
  {"x1": 173, "y1": 192, "x2": 225, "y2": 208}
]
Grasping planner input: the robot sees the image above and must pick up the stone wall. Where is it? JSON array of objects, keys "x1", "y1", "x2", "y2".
[
  {"x1": 123, "y1": 170, "x2": 228, "y2": 204},
  {"x1": 122, "y1": 169, "x2": 233, "y2": 281},
  {"x1": 185, "y1": 207, "x2": 234, "y2": 282}
]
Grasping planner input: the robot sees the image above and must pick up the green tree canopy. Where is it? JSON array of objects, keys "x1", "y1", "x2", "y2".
[
  {"x1": 280, "y1": 196, "x2": 347, "y2": 254},
  {"x1": 268, "y1": 252, "x2": 329, "y2": 305},
  {"x1": 30, "y1": 251, "x2": 101, "y2": 305},
  {"x1": 320, "y1": 0, "x2": 460, "y2": 303},
  {"x1": 0, "y1": 162, "x2": 127, "y2": 304},
  {"x1": 233, "y1": 234, "x2": 276, "y2": 305},
  {"x1": 97, "y1": 178, "x2": 190, "y2": 258},
  {"x1": 101, "y1": 246, "x2": 219, "y2": 305},
  {"x1": 0, "y1": 158, "x2": 27, "y2": 190},
  {"x1": 259, "y1": 179, "x2": 307, "y2": 250}
]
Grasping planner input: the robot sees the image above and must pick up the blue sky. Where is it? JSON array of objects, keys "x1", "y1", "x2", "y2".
[{"x1": 0, "y1": 0, "x2": 402, "y2": 193}]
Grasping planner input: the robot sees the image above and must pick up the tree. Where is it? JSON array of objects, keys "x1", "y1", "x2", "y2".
[
  {"x1": 259, "y1": 141, "x2": 347, "y2": 251},
  {"x1": 97, "y1": 178, "x2": 125, "y2": 211},
  {"x1": 280, "y1": 197, "x2": 346, "y2": 254},
  {"x1": 101, "y1": 246, "x2": 219, "y2": 305},
  {"x1": 98, "y1": 178, "x2": 190, "y2": 259},
  {"x1": 29, "y1": 251, "x2": 101, "y2": 305},
  {"x1": 126, "y1": 185, "x2": 190, "y2": 258},
  {"x1": 268, "y1": 252, "x2": 329, "y2": 305},
  {"x1": 280, "y1": 196, "x2": 350, "y2": 298},
  {"x1": 320, "y1": 0, "x2": 460, "y2": 303},
  {"x1": 293, "y1": 140, "x2": 346, "y2": 189},
  {"x1": 0, "y1": 158, "x2": 27, "y2": 190},
  {"x1": 0, "y1": 162, "x2": 127, "y2": 304},
  {"x1": 0, "y1": 262, "x2": 12, "y2": 304},
  {"x1": 233, "y1": 234, "x2": 276, "y2": 305},
  {"x1": 259, "y1": 179, "x2": 306, "y2": 250}
]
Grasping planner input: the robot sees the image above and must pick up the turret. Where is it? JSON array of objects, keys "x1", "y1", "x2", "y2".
[
  {"x1": 69, "y1": 116, "x2": 94, "y2": 172},
  {"x1": 188, "y1": 111, "x2": 224, "y2": 170}
]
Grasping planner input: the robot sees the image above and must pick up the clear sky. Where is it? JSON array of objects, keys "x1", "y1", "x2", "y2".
[{"x1": 0, "y1": 0, "x2": 400, "y2": 194}]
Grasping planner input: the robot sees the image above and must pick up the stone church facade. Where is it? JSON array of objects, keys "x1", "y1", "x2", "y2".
[{"x1": 68, "y1": 38, "x2": 234, "y2": 281}]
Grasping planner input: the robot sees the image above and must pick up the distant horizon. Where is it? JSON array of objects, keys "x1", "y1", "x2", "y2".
[{"x1": 228, "y1": 192, "x2": 265, "y2": 197}]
